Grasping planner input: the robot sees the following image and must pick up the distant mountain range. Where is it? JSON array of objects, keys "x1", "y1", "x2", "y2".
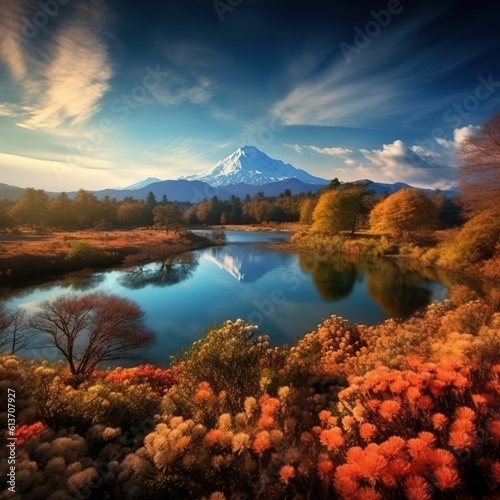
[{"x1": 0, "y1": 147, "x2": 458, "y2": 202}]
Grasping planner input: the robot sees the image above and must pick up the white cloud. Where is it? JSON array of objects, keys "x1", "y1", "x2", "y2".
[
  {"x1": 0, "y1": 0, "x2": 113, "y2": 132},
  {"x1": 283, "y1": 143, "x2": 304, "y2": 154},
  {"x1": 309, "y1": 145, "x2": 355, "y2": 165},
  {"x1": 308, "y1": 126, "x2": 479, "y2": 189}
]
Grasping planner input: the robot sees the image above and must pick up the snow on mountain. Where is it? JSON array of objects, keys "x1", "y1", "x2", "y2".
[
  {"x1": 181, "y1": 146, "x2": 328, "y2": 187},
  {"x1": 124, "y1": 177, "x2": 162, "y2": 190}
]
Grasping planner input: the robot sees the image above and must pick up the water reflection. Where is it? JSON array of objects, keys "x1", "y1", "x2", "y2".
[
  {"x1": 297, "y1": 253, "x2": 463, "y2": 319},
  {"x1": 299, "y1": 253, "x2": 359, "y2": 301},
  {"x1": 202, "y1": 245, "x2": 293, "y2": 282},
  {"x1": 120, "y1": 253, "x2": 199, "y2": 290}
]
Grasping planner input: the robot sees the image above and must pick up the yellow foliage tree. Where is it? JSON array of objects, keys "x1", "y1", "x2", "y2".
[
  {"x1": 312, "y1": 186, "x2": 367, "y2": 234},
  {"x1": 299, "y1": 197, "x2": 316, "y2": 224},
  {"x1": 369, "y1": 188, "x2": 439, "y2": 235}
]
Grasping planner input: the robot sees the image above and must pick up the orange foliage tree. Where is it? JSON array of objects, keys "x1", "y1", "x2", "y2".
[{"x1": 370, "y1": 188, "x2": 439, "y2": 235}]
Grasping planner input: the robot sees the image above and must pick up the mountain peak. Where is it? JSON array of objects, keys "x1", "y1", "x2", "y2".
[{"x1": 181, "y1": 147, "x2": 328, "y2": 187}]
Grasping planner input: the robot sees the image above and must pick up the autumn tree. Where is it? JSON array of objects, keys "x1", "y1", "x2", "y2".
[
  {"x1": 369, "y1": 188, "x2": 439, "y2": 235},
  {"x1": 118, "y1": 202, "x2": 144, "y2": 226},
  {"x1": 48, "y1": 193, "x2": 77, "y2": 228},
  {"x1": 153, "y1": 204, "x2": 186, "y2": 232},
  {"x1": 299, "y1": 197, "x2": 316, "y2": 224},
  {"x1": 312, "y1": 186, "x2": 368, "y2": 234},
  {"x1": 31, "y1": 293, "x2": 154, "y2": 382},
  {"x1": 73, "y1": 189, "x2": 100, "y2": 228},
  {"x1": 9, "y1": 188, "x2": 49, "y2": 229},
  {"x1": 459, "y1": 112, "x2": 500, "y2": 215},
  {"x1": 0, "y1": 304, "x2": 34, "y2": 355}
]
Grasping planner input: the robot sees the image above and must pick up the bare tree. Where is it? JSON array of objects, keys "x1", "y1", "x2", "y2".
[
  {"x1": 459, "y1": 112, "x2": 500, "y2": 215},
  {"x1": 0, "y1": 305, "x2": 35, "y2": 355},
  {"x1": 31, "y1": 293, "x2": 154, "y2": 382}
]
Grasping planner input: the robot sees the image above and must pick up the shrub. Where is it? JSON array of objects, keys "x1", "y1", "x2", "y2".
[
  {"x1": 438, "y1": 210, "x2": 500, "y2": 266},
  {"x1": 66, "y1": 240, "x2": 104, "y2": 265}
]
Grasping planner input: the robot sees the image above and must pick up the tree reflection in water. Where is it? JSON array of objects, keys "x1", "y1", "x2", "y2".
[
  {"x1": 298, "y1": 252, "x2": 449, "y2": 318},
  {"x1": 299, "y1": 253, "x2": 359, "y2": 301},
  {"x1": 365, "y1": 260, "x2": 433, "y2": 318},
  {"x1": 120, "y1": 253, "x2": 199, "y2": 290}
]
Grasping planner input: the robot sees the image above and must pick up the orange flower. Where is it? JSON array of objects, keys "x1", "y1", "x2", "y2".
[
  {"x1": 177, "y1": 435, "x2": 191, "y2": 450},
  {"x1": 367, "y1": 399, "x2": 381, "y2": 411},
  {"x1": 406, "y1": 386, "x2": 421, "y2": 401},
  {"x1": 358, "y1": 452, "x2": 387, "y2": 481},
  {"x1": 405, "y1": 476, "x2": 432, "y2": 500},
  {"x1": 390, "y1": 378, "x2": 409, "y2": 393},
  {"x1": 360, "y1": 423, "x2": 378, "y2": 442},
  {"x1": 354, "y1": 487, "x2": 382, "y2": 500},
  {"x1": 318, "y1": 457, "x2": 335, "y2": 477},
  {"x1": 257, "y1": 414, "x2": 275, "y2": 429},
  {"x1": 279, "y1": 465, "x2": 295, "y2": 484},
  {"x1": 334, "y1": 465, "x2": 359, "y2": 496},
  {"x1": 261, "y1": 397, "x2": 281, "y2": 416},
  {"x1": 407, "y1": 438, "x2": 429, "y2": 459},
  {"x1": 205, "y1": 429, "x2": 224, "y2": 446},
  {"x1": 320, "y1": 427, "x2": 345, "y2": 450},
  {"x1": 434, "y1": 466, "x2": 460, "y2": 490},
  {"x1": 379, "y1": 400, "x2": 401, "y2": 420},
  {"x1": 195, "y1": 388, "x2": 212, "y2": 402},
  {"x1": 448, "y1": 429, "x2": 477, "y2": 450},
  {"x1": 431, "y1": 413, "x2": 448, "y2": 431},
  {"x1": 253, "y1": 431, "x2": 271, "y2": 455},
  {"x1": 319, "y1": 410, "x2": 332, "y2": 422},
  {"x1": 431, "y1": 449, "x2": 457, "y2": 467},
  {"x1": 418, "y1": 432, "x2": 436, "y2": 447},
  {"x1": 388, "y1": 458, "x2": 410, "y2": 477},
  {"x1": 416, "y1": 396, "x2": 433, "y2": 410},
  {"x1": 379, "y1": 436, "x2": 406, "y2": 457},
  {"x1": 429, "y1": 380, "x2": 446, "y2": 397},
  {"x1": 455, "y1": 407, "x2": 476, "y2": 421}
]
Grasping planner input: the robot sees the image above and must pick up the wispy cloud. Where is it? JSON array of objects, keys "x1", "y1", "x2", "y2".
[
  {"x1": 0, "y1": 0, "x2": 32, "y2": 81},
  {"x1": 0, "y1": 0, "x2": 113, "y2": 132},
  {"x1": 271, "y1": 12, "x2": 483, "y2": 128},
  {"x1": 21, "y1": 1, "x2": 113, "y2": 131},
  {"x1": 150, "y1": 74, "x2": 215, "y2": 107},
  {"x1": 0, "y1": 102, "x2": 33, "y2": 118}
]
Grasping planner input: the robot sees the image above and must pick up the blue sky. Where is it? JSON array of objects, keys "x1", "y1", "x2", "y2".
[{"x1": 0, "y1": 0, "x2": 499, "y2": 191}]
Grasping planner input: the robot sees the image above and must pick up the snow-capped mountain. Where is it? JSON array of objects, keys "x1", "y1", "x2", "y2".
[
  {"x1": 125, "y1": 177, "x2": 162, "y2": 190},
  {"x1": 181, "y1": 146, "x2": 328, "y2": 187}
]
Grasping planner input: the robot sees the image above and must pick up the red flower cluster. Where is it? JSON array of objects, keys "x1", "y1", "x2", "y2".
[
  {"x1": 95, "y1": 364, "x2": 182, "y2": 393},
  {"x1": 15, "y1": 421, "x2": 47, "y2": 446}
]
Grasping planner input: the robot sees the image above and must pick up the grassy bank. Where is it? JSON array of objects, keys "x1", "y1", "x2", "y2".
[
  {"x1": 2, "y1": 288, "x2": 500, "y2": 499},
  {"x1": 0, "y1": 229, "x2": 216, "y2": 286}
]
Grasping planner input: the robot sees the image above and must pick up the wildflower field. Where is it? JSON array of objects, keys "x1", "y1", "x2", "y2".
[{"x1": 1, "y1": 286, "x2": 500, "y2": 499}]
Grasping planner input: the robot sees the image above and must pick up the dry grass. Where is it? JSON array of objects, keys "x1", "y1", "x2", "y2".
[{"x1": 0, "y1": 229, "x2": 189, "y2": 259}]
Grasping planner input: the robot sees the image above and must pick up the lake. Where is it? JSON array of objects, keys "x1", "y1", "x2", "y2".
[{"x1": 6, "y1": 230, "x2": 481, "y2": 366}]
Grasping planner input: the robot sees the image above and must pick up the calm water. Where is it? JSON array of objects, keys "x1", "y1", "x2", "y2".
[{"x1": 6, "y1": 231, "x2": 480, "y2": 366}]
